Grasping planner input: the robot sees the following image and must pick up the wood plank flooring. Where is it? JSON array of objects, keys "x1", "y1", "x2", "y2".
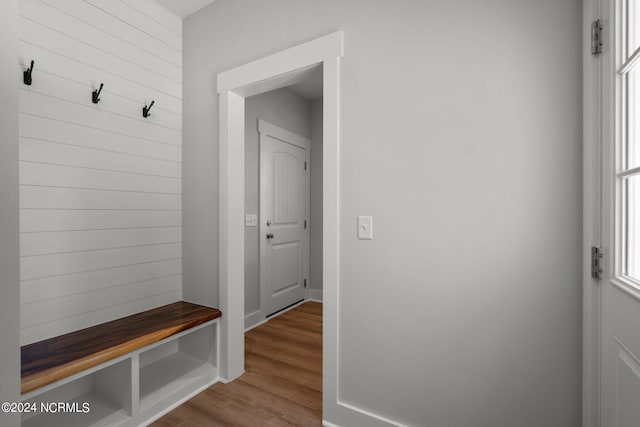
[{"x1": 152, "y1": 302, "x2": 322, "y2": 427}]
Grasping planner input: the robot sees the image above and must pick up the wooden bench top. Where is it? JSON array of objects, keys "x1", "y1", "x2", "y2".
[{"x1": 21, "y1": 301, "x2": 222, "y2": 394}]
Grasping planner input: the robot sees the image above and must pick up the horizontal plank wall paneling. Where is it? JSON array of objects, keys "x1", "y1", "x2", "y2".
[
  {"x1": 20, "y1": 137, "x2": 181, "y2": 177},
  {"x1": 18, "y1": 0, "x2": 183, "y2": 345},
  {"x1": 21, "y1": 0, "x2": 182, "y2": 82},
  {"x1": 18, "y1": 42, "x2": 182, "y2": 114},
  {"x1": 21, "y1": 275, "x2": 182, "y2": 329},
  {"x1": 124, "y1": 0, "x2": 182, "y2": 36},
  {"x1": 21, "y1": 259, "x2": 182, "y2": 304},
  {"x1": 20, "y1": 70, "x2": 182, "y2": 130},
  {"x1": 20, "y1": 227, "x2": 182, "y2": 256},
  {"x1": 20, "y1": 162, "x2": 182, "y2": 194},
  {"x1": 21, "y1": 291, "x2": 182, "y2": 345},
  {"x1": 20, "y1": 91, "x2": 181, "y2": 146},
  {"x1": 20, "y1": 210, "x2": 182, "y2": 232},
  {"x1": 19, "y1": 114, "x2": 182, "y2": 161},
  {"x1": 21, "y1": 243, "x2": 182, "y2": 281},
  {"x1": 86, "y1": 0, "x2": 182, "y2": 50},
  {"x1": 20, "y1": 187, "x2": 181, "y2": 210},
  {"x1": 19, "y1": 15, "x2": 181, "y2": 97}
]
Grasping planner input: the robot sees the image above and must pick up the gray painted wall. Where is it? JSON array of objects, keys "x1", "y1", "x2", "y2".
[
  {"x1": 244, "y1": 88, "x2": 311, "y2": 317},
  {"x1": 309, "y1": 99, "x2": 323, "y2": 293},
  {"x1": 0, "y1": 0, "x2": 20, "y2": 424},
  {"x1": 183, "y1": 1, "x2": 582, "y2": 425}
]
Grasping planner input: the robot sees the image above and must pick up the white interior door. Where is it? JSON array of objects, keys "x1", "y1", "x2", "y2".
[
  {"x1": 259, "y1": 120, "x2": 310, "y2": 317},
  {"x1": 600, "y1": 1, "x2": 640, "y2": 425}
]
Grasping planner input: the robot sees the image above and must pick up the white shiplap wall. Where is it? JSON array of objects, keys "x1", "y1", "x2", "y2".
[{"x1": 18, "y1": 0, "x2": 183, "y2": 345}]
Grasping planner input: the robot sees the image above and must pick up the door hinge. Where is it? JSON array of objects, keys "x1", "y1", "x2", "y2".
[
  {"x1": 304, "y1": 161, "x2": 307, "y2": 170},
  {"x1": 591, "y1": 19, "x2": 603, "y2": 55},
  {"x1": 304, "y1": 279, "x2": 307, "y2": 288},
  {"x1": 591, "y1": 246, "x2": 603, "y2": 280},
  {"x1": 304, "y1": 219, "x2": 307, "y2": 229}
]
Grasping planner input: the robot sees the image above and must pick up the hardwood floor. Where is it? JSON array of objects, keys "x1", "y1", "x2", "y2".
[{"x1": 152, "y1": 302, "x2": 322, "y2": 427}]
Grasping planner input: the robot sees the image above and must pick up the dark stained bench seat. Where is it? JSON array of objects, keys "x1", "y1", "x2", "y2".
[{"x1": 21, "y1": 301, "x2": 222, "y2": 394}]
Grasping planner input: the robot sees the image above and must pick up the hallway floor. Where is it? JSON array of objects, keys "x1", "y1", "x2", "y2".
[{"x1": 152, "y1": 302, "x2": 322, "y2": 426}]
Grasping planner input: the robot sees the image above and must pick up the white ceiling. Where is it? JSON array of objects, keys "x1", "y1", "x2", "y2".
[{"x1": 154, "y1": 0, "x2": 215, "y2": 18}]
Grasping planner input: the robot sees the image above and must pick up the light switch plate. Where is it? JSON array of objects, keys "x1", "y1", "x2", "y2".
[
  {"x1": 358, "y1": 216, "x2": 373, "y2": 240},
  {"x1": 245, "y1": 214, "x2": 258, "y2": 227}
]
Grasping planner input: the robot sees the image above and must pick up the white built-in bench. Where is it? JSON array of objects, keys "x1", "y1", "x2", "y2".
[{"x1": 20, "y1": 301, "x2": 222, "y2": 427}]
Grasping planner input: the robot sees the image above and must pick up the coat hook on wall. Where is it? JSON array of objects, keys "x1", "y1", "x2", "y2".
[
  {"x1": 92, "y1": 83, "x2": 104, "y2": 104},
  {"x1": 142, "y1": 101, "x2": 155, "y2": 118},
  {"x1": 23, "y1": 60, "x2": 34, "y2": 86}
]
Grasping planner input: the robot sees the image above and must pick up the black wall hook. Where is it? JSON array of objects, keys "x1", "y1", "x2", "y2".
[
  {"x1": 92, "y1": 83, "x2": 104, "y2": 104},
  {"x1": 23, "y1": 60, "x2": 34, "y2": 86},
  {"x1": 142, "y1": 101, "x2": 155, "y2": 118}
]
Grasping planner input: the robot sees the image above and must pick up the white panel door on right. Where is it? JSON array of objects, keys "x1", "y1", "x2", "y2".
[
  {"x1": 259, "y1": 121, "x2": 309, "y2": 317},
  {"x1": 601, "y1": 1, "x2": 640, "y2": 426}
]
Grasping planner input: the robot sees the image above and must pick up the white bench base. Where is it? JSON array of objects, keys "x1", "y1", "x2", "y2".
[{"x1": 21, "y1": 319, "x2": 219, "y2": 427}]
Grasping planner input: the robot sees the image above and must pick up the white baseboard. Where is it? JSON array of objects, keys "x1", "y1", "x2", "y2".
[
  {"x1": 324, "y1": 401, "x2": 405, "y2": 427},
  {"x1": 245, "y1": 299, "x2": 310, "y2": 332},
  {"x1": 308, "y1": 289, "x2": 323, "y2": 302},
  {"x1": 335, "y1": 401, "x2": 405, "y2": 427},
  {"x1": 244, "y1": 310, "x2": 263, "y2": 332},
  {"x1": 267, "y1": 299, "x2": 306, "y2": 319}
]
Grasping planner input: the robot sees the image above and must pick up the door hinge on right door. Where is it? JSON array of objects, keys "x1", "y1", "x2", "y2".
[
  {"x1": 592, "y1": 19, "x2": 603, "y2": 55},
  {"x1": 591, "y1": 246, "x2": 603, "y2": 280}
]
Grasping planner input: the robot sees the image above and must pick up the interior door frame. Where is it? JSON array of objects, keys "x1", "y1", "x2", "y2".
[
  {"x1": 216, "y1": 31, "x2": 344, "y2": 423},
  {"x1": 592, "y1": 0, "x2": 640, "y2": 425},
  {"x1": 582, "y1": 0, "x2": 640, "y2": 424},
  {"x1": 258, "y1": 119, "x2": 311, "y2": 319},
  {"x1": 583, "y1": 0, "x2": 604, "y2": 425}
]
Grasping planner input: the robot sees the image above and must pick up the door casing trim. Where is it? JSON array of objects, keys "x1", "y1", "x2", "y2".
[{"x1": 216, "y1": 31, "x2": 345, "y2": 424}]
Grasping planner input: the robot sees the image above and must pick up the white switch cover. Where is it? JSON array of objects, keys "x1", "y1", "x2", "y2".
[
  {"x1": 358, "y1": 216, "x2": 373, "y2": 240},
  {"x1": 245, "y1": 214, "x2": 258, "y2": 227}
]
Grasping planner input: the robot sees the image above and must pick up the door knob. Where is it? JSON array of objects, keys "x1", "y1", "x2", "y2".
[{"x1": 266, "y1": 233, "x2": 274, "y2": 239}]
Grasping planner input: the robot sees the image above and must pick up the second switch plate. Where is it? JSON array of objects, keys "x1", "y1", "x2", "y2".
[
  {"x1": 245, "y1": 214, "x2": 258, "y2": 227},
  {"x1": 357, "y1": 216, "x2": 373, "y2": 240}
]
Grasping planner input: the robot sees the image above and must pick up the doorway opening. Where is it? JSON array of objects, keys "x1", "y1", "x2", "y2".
[
  {"x1": 216, "y1": 32, "x2": 342, "y2": 423},
  {"x1": 243, "y1": 68, "x2": 323, "y2": 330},
  {"x1": 238, "y1": 75, "x2": 325, "y2": 420}
]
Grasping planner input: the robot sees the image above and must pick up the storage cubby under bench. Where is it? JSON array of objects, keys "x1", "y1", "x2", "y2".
[{"x1": 20, "y1": 301, "x2": 222, "y2": 427}]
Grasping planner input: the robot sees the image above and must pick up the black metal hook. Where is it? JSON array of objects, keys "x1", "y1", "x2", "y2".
[
  {"x1": 23, "y1": 60, "x2": 34, "y2": 86},
  {"x1": 142, "y1": 101, "x2": 155, "y2": 118},
  {"x1": 92, "y1": 83, "x2": 104, "y2": 104}
]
